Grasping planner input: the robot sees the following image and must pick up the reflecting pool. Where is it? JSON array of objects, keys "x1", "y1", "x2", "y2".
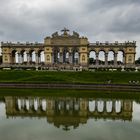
[{"x1": 0, "y1": 93, "x2": 140, "y2": 140}]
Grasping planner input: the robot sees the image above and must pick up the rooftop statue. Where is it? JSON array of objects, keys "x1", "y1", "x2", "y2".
[
  {"x1": 61, "y1": 27, "x2": 70, "y2": 36},
  {"x1": 73, "y1": 31, "x2": 79, "y2": 37},
  {"x1": 52, "y1": 31, "x2": 59, "y2": 37}
]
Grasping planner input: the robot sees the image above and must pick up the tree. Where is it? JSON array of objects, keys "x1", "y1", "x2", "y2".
[
  {"x1": 135, "y1": 57, "x2": 140, "y2": 64},
  {"x1": 89, "y1": 58, "x2": 95, "y2": 64}
]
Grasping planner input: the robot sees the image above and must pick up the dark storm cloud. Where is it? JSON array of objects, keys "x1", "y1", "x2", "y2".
[{"x1": 0, "y1": 0, "x2": 140, "y2": 57}]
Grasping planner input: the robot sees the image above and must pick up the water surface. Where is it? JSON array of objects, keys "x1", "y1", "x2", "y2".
[{"x1": 0, "y1": 92, "x2": 140, "y2": 140}]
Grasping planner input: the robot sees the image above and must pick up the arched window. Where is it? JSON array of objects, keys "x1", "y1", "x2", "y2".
[
  {"x1": 117, "y1": 51, "x2": 124, "y2": 64},
  {"x1": 89, "y1": 51, "x2": 96, "y2": 64},
  {"x1": 73, "y1": 51, "x2": 79, "y2": 64},
  {"x1": 32, "y1": 51, "x2": 36, "y2": 62},
  {"x1": 74, "y1": 52, "x2": 79, "y2": 59},
  {"x1": 23, "y1": 51, "x2": 27, "y2": 62},
  {"x1": 108, "y1": 51, "x2": 115, "y2": 65},
  {"x1": 66, "y1": 52, "x2": 69, "y2": 59},
  {"x1": 40, "y1": 51, "x2": 45, "y2": 62},
  {"x1": 99, "y1": 51, "x2": 105, "y2": 65},
  {"x1": 15, "y1": 52, "x2": 19, "y2": 63}
]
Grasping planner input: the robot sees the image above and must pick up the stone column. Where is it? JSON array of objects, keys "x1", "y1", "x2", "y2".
[
  {"x1": 103, "y1": 101, "x2": 106, "y2": 112},
  {"x1": 38, "y1": 98, "x2": 42, "y2": 110},
  {"x1": 78, "y1": 53, "x2": 80, "y2": 64},
  {"x1": 21, "y1": 98, "x2": 24, "y2": 110},
  {"x1": 112, "y1": 100, "x2": 115, "y2": 113},
  {"x1": 22, "y1": 54, "x2": 24, "y2": 63},
  {"x1": 29, "y1": 98, "x2": 34, "y2": 110},
  {"x1": 51, "y1": 53, "x2": 54, "y2": 64},
  {"x1": 18, "y1": 53, "x2": 21, "y2": 64},
  {"x1": 120, "y1": 100, "x2": 123, "y2": 112},
  {"x1": 36, "y1": 53, "x2": 38, "y2": 64},
  {"x1": 123, "y1": 54, "x2": 126, "y2": 65},
  {"x1": 105, "y1": 53, "x2": 108, "y2": 66},
  {"x1": 60, "y1": 52, "x2": 63, "y2": 63},
  {"x1": 96, "y1": 53, "x2": 99, "y2": 66},
  {"x1": 69, "y1": 53, "x2": 72, "y2": 64},
  {"x1": 21, "y1": 54, "x2": 23, "y2": 64},
  {"x1": 38, "y1": 55, "x2": 41, "y2": 64},
  {"x1": 114, "y1": 53, "x2": 118, "y2": 66},
  {"x1": 95, "y1": 100, "x2": 98, "y2": 112},
  {"x1": 27, "y1": 53, "x2": 30, "y2": 64}
]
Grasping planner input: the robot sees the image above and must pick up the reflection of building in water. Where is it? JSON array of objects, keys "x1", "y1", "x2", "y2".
[{"x1": 5, "y1": 96, "x2": 133, "y2": 130}]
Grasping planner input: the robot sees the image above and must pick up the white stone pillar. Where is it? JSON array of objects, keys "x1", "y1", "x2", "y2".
[
  {"x1": 69, "y1": 53, "x2": 72, "y2": 64},
  {"x1": 114, "y1": 53, "x2": 118, "y2": 66},
  {"x1": 96, "y1": 53, "x2": 99, "y2": 66},
  {"x1": 18, "y1": 53, "x2": 21, "y2": 64},
  {"x1": 105, "y1": 53, "x2": 108, "y2": 66}
]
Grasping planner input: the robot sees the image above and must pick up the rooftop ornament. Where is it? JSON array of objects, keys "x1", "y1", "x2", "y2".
[{"x1": 61, "y1": 27, "x2": 70, "y2": 36}]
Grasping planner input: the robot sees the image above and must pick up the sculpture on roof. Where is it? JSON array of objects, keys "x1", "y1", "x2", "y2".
[
  {"x1": 52, "y1": 32, "x2": 59, "y2": 37},
  {"x1": 73, "y1": 31, "x2": 79, "y2": 37},
  {"x1": 61, "y1": 27, "x2": 70, "y2": 36}
]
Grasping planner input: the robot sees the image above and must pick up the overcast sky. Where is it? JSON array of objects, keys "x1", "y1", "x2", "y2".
[{"x1": 0, "y1": 0, "x2": 140, "y2": 58}]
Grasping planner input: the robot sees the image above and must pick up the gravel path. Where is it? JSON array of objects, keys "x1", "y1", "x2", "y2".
[{"x1": 0, "y1": 83, "x2": 140, "y2": 92}]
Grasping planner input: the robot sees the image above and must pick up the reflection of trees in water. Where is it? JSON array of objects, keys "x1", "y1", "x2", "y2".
[{"x1": 135, "y1": 100, "x2": 140, "y2": 104}]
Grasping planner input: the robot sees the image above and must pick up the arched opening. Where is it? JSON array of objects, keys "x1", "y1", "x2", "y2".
[
  {"x1": 115, "y1": 100, "x2": 121, "y2": 113},
  {"x1": 15, "y1": 51, "x2": 19, "y2": 63},
  {"x1": 20, "y1": 99, "x2": 24, "y2": 110},
  {"x1": 25, "y1": 99, "x2": 29, "y2": 111},
  {"x1": 66, "y1": 102, "x2": 70, "y2": 111},
  {"x1": 117, "y1": 51, "x2": 124, "y2": 65},
  {"x1": 74, "y1": 101, "x2": 79, "y2": 111},
  {"x1": 99, "y1": 51, "x2": 105, "y2": 65},
  {"x1": 38, "y1": 50, "x2": 45, "y2": 64},
  {"x1": 34, "y1": 99, "x2": 38, "y2": 111},
  {"x1": 40, "y1": 51, "x2": 45, "y2": 62},
  {"x1": 63, "y1": 49, "x2": 69, "y2": 63},
  {"x1": 73, "y1": 50, "x2": 79, "y2": 64},
  {"x1": 11, "y1": 50, "x2": 17, "y2": 64},
  {"x1": 21, "y1": 50, "x2": 27, "y2": 64},
  {"x1": 29, "y1": 50, "x2": 36, "y2": 63},
  {"x1": 57, "y1": 52, "x2": 60, "y2": 62},
  {"x1": 97, "y1": 100, "x2": 104, "y2": 112},
  {"x1": 42, "y1": 99, "x2": 47, "y2": 111},
  {"x1": 17, "y1": 99, "x2": 21, "y2": 110},
  {"x1": 89, "y1": 51, "x2": 96, "y2": 64},
  {"x1": 106, "y1": 101, "x2": 113, "y2": 113},
  {"x1": 108, "y1": 51, "x2": 115, "y2": 65},
  {"x1": 66, "y1": 52, "x2": 69, "y2": 63},
  {"x1": 53, "y1": 49, "x2": 60, "y2": 63},
  {"x1": 89, "y1": 100, "x2": 95, "y2": 112}
]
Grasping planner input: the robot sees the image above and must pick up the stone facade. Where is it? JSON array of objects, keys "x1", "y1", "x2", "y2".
[{"x1": 1, "y1": 28, "x2": 136, "y2": 70}]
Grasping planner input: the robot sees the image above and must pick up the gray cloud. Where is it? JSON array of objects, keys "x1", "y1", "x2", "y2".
[{"x1": 0, "y1": 0, "x2": 140, "y2": 58}]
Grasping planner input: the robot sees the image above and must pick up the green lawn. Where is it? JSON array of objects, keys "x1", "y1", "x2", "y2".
[{"x1": 0, "y1": 70, "x2": 140, "y2": 84}]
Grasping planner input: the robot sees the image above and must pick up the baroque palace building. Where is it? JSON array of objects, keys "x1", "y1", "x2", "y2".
[{"x1": 1, "y1": 28, "x2": 136, "y2": 70}]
